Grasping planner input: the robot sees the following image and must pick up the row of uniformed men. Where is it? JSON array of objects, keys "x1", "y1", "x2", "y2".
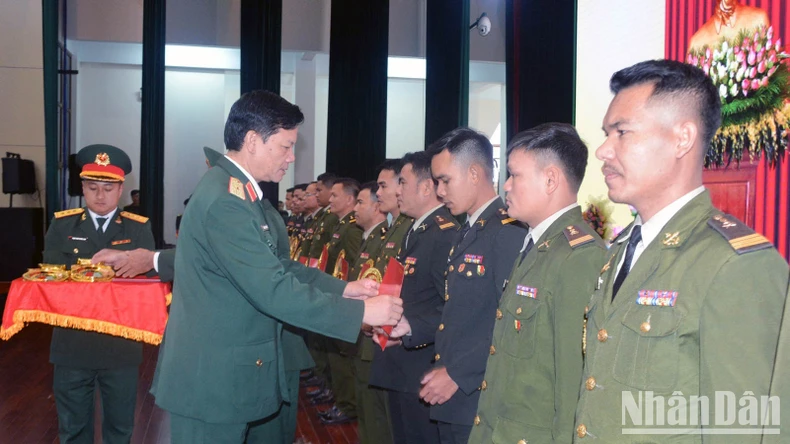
[{"x1": 283, "y1": 59, "x2": 789, "y2": 444}]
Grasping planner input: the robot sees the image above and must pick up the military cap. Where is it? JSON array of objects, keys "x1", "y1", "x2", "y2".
[
  {"x1": 77, "y1": 144, "x2": 132, "y2": 183},
  {"x1": 204, "y1": 146, "x2": 223, "y2": 168}
]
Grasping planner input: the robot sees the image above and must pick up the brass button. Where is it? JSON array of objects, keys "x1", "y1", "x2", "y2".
[
  {"x1": 255, "y1": 359, "x2": 263, "y2": 367},
  {"x1": 496, "y1": 309, "x2": 503, "y2": 320},
  {"x1": 449, "y1": 265, "x2": 455, "y2": 272},
  {"x1": 516, "y1": 307, "x2": 522, "y2": 315},
  {"x1": 518, "y1": 440, "x2": 527, "y2": 444},
  {"x1": 584, "y1": 305, "x2": 589, "y2": 314},
  {"x1": 597, "y1": 329, "x2": 609, "y2": 342},
  {"x1": 445, "y1": 294, "x2": 449, "y2": 301},
  {"x1": 438, "y1": 323, "x2": 445, "y2": 331},
  {"x1": 577, "y1": 424, "x2": 587, "y2": 438},
  {"x1": 73, "y1": 248, "x2": 79, "y2": 254},
  {"x1": 640, "y1": 321, "x2": 651, "y2": 333},
  {"x1": 489, "y1": 345, "x2": 496, "y2": 355},
  {"x1": 585, "y1": 376, "x2": 596, "y2": 391},
  {"x1": 435, "y1": 353, "x2": 440, "y2": 361},
  {"x1": 474, "y1": 415, "x2": 481, "y2": 426},
  {"x1": 480, "y1": 380, "x2": 487, "y2": 390},
  {"x1": 466, "y1": 271, "x2": 472, "y2": 277}
]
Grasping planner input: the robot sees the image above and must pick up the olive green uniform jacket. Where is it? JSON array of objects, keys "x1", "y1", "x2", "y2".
[
  {"x1": 151, "y1": 157, "x2": 364, "y2": 424},
  {"x1": 469, "y1": 207, "x2": 606, "y2": 444},
  {"x1": 325, "y1": 211, "x2": 363, "y2": 275},
  {"x1": 43, "y1": 208, "x2": 155, "y2": 369},
  {"x1": 574, "y1": 191, "x2": 789, "y2": 443}
]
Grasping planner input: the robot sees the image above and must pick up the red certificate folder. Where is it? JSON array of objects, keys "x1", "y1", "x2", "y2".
[{"x1": 374, "y1": 257, "x2": 405, "y2": 350}]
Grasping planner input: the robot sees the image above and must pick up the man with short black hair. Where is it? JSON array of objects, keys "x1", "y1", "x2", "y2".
[
  {"x1": 124, "y1": 189, "x2": 142, "y2": 214},
  {"x1": 400, "y1": 128, "x2": 525, "y2": 444},
  {"x1": 151, "y1": 90, "x2": 403, "y2": 443},
  {"x1": 371, "y1": 151, "x2": 458, "y2": 444},
  {"x1": 574, "y1": 60, "x2": 788, "y2": 442},
  {"x1": 469, "y1": 123, "x2": 606, "y2": 444}
]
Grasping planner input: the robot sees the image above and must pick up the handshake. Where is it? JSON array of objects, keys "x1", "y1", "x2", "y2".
[{"x1": 91, "y1": 248, "x2": 403, "y2": 329}]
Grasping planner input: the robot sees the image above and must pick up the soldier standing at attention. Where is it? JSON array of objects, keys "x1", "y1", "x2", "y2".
[
  {"x1": 375, "y1": 159, "x2": 414, "y2": 274},
  {"x1": 319, "y1": 178, "x2": 364, "y2": 425},
  {"x1": 416, "y1": 128, "x2": 525, "y2": 444},
  {"x1": 347, "y1": 182, "x2": 393, "y2": 444},
  {"x1": 44, "y1": 144, "x2": 154, "y2": 444},
  {"x1": 573, "y1": 60, "x2": 789, "y2": 442},
  {"x1": 370, "y1": 151, "x2": 459, "y2": 444},
  {"x1": 468, "y1": 123, "x2": 607, "y2": 444}
]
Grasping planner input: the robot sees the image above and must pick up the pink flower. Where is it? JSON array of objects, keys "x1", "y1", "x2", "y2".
[
  {"x1": 754, "y1": 40, "x2": 762, "y2": 53},
  {"x1": 758, "y1": 60, "x2": 767, "y2": 74},
  {"x1": 769, "y1": 51, "x2": 778, "y2": 64},
  {"x1": 748, "y1": 50, "x2": 756, "y2": 66},
  {"x1": 705, "y1": 48, "x2": 712, "y2": 59},
  {"x1": 702, "y1": 63, "x2": 710, "y2": 75},
  {"x1": 750, "y1": 66, "x2": 757, "y2": 78},
  {"x1": 751, "y1": 78, "x2": 760, "y2": 90},
  {"x1": 736, "y1": 51, "x2": 746, "y2": 63},
  {"x1": 767, "y1": 26, "x2": 774, "y2": 41},
  {"x1": 758, "y1": 49, "x2": 765, "y2": 61},
  {"x1": 768, "y1": 66, "x2": 778, "y2": 77},
  {"x1": 761, "y1": 77, "x2": 770, "y2": 88}
]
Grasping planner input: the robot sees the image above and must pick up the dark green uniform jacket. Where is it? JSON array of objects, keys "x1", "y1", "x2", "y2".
[
  {"x1": 370, "y1": 206, "x2": 459, "y2": 394},
  {"x1": 374, "y1": 214, "x2": 414, "y2": 275},
  {"x1": 574, "y1": 191, "x2": 789, "y2": 443},
  {"x1": 152, "y1": 157, "x2": 365, "y2": 424},
  {"x1": 469, "y1": 207, "x2": 607, "y2": 444},
  {"x1": 43, "y1": 208, "x2": 155, "y2": 368},
  {"x1": 432, "y1": 198, "x2": 527, "y2": 425},
  {"x1": 307, "y1": 208, "x2": 340, "y2": 260},
  {"x1": 326, "y1": 212, "x2": 363, "y2": 274}
]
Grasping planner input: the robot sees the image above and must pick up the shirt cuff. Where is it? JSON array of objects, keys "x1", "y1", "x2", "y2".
[{"x1": 153, "y1": 251, "x2": 160, "y2": 273}]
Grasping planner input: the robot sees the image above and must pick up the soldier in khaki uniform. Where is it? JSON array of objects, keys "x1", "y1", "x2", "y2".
[
  {"x1": 468, "y1": 124, "x2": 607, "y2": 444},
  {"x1": 348, "y1": 182, "x2": 393, "y2": 443},
  {"x1": 574, "y1": 60, "x2": 789, "y2": 442},
  {"x1": 45, "y1": 144, "x2": 154, "y2": 444},
  {"x1": 319, "y1": 178, "x2": 364, "y2": 424}
]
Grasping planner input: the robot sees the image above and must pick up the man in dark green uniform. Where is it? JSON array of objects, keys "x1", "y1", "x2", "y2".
[
  {"x1": 574, "y1": 60, "x2": 789, "y2": 442},
  {"x1": 375, "y1": 159, "x2": 414, "y2": 274},
  {"x1": 319, "y1": 178, "x2": 364, "y2": 424},
  {"x1": 468, "y1": 124, "x2": 607, "y2": 444},
  {"x1": 413, "y1": 128, "x2": 525, "y2": 444},
  {"x1": 45, "y1": 144, "x2": 154, "y2": 444},
  {"x1": 150, "y1": 90, "x2": 403, "y2": 443},
  {"x1": 296, "y1": 182, "x2": 321, "y2": 260},
  {"x1": 347, "y1": 182, "x2": 392, "y2": 443},
  {"x1": 371, "y1": 151, "x2": 459, "y2": 444}
]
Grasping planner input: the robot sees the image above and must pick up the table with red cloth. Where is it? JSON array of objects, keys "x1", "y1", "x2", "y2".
[{"x1": 1, "y1": 278, "x2": 171, "y2": 345}]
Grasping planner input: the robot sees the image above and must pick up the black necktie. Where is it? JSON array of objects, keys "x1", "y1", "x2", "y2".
[
  {"x1": 518, "y1": 237, "x2": 534, "y2": 266},
  {"x1": 96, "y1": 217, "x2": 108, "y2": 233},
  {"x1": 455, "y1": 221, "x2": 471, "y2": 248},
  {"x1": 612, "y1": 225, "x2": 643, "y2": 300}
]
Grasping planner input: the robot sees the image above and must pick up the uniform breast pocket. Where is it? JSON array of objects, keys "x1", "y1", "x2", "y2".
[
  {"x1": 232, "y1": 339, "x2": 278, "y2": 408},
  {"x1": 613, "y1": 306, "x2": 683, "y2": 391},
  {"x1": 501, "y1": 294, "x2": 541, "y2": 359}
]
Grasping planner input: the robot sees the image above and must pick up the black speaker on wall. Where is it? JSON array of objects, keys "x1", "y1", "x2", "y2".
[
  {"x1": 2, "y1": 154, "x2": 36, "y2": 195},
  {"x1": 68, "y1": 153, "x2": 83, "y2": 197}
]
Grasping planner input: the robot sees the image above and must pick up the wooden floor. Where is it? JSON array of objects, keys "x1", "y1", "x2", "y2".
[{"x1": 0, "y1": 321, "x2": 357, "y2": 444}]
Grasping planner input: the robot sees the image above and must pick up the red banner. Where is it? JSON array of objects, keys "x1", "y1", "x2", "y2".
[
  {"x1": 375, "y1": 257, "x2": 405, "y2": 350},
  {"x1": 1, "y1": 278, "x2": 171, "y2": 345}
]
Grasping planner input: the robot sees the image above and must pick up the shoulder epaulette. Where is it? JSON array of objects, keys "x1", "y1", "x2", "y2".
[
  {"x1": 435, "y1": 214, "x2": 459, "y2": 230},
  {"x1": 228, "y1": 177, "x2": 245, "y2": 200},
  {"x1": 54, "y1": 208, "x2": 84, "y2": 219},
  {"x1": 497, "y1": 207, "x2": 516, "y2": 225},
  {"x1": 563, "y1": 225, "x2": 595, "y2": 248},
  {"x1": 120, "y1": 211, "x2": 150, "y2": 224},
  {"x1": 708, "y1": 213, "x2": 773, "y2": 254},
  {"x1": 349, "y1": 216, "x2": 357, "y2": 224}
]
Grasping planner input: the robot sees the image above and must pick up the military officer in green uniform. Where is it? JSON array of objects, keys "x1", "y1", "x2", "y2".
[
  {"x1": 150, "y1": 90, "x2": 403, "y2": 443},
  {"x1": 296, "y1": 182, "x2": 321, "y2": 259},
  {"x1": 44, "y1": 144, "x2": 154, "y2": 444},
  {"x1": 406, "y1": 129, "x2": 524, "y2": 444},
  {"x1": 346, "y1": 182, "x2": 393, "y2": 443},
  {"x1": 468, "y1": 124, "x2": 607, "y2": 444},
  {"x1": 319, "y1": 178, "x2": 364, "y2": 424},
  {"x1": 574, "y1": 60, "x2": 789, "y2": 442},
  {"x1": 375, "y1": 159, "x2": 414, "y2": 275}
]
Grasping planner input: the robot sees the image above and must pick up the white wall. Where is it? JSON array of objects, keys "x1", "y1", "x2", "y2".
[
  {"x1": 387, "y1": 78, "x2": 426, "y2": 159},
  {"x1": 0, "y1": 1, "x2": 45, "y2": 209},
  {"x1": 575, "y1": 0, "x2": 665, "y2": 230}
]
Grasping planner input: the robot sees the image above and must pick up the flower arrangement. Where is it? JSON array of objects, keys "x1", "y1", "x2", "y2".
[
  {"x1": 687, "y1": 25, "x2": 790, "y2": 168},
  {"x1": 582, "y1": 196, "x2": 615, "y2": 242}
]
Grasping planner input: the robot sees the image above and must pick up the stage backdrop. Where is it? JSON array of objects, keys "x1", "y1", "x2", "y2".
[{"x1": 665, "y1": 0, "x2": 789, "y2": 261}]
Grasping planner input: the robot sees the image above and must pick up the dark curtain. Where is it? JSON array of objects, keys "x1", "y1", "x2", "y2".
[
  {"x1": 425, "y1": 0, "x2": 469, "y2": 147},
  {"x1": 240, "y1": 0, "x2": 283, "y2": 207},
  {"x1": 325, "y1": 0, "x2": 389, "y2": 183},
  {"x1": 43, "y1": 0, "x2": 59, "y2": 222},
  {"x1": 140, "y1": 0, "x2": 166, "y2": 247},
  {"x1": 505, "y1": 0, "x2": 576, "y2": 142}
]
